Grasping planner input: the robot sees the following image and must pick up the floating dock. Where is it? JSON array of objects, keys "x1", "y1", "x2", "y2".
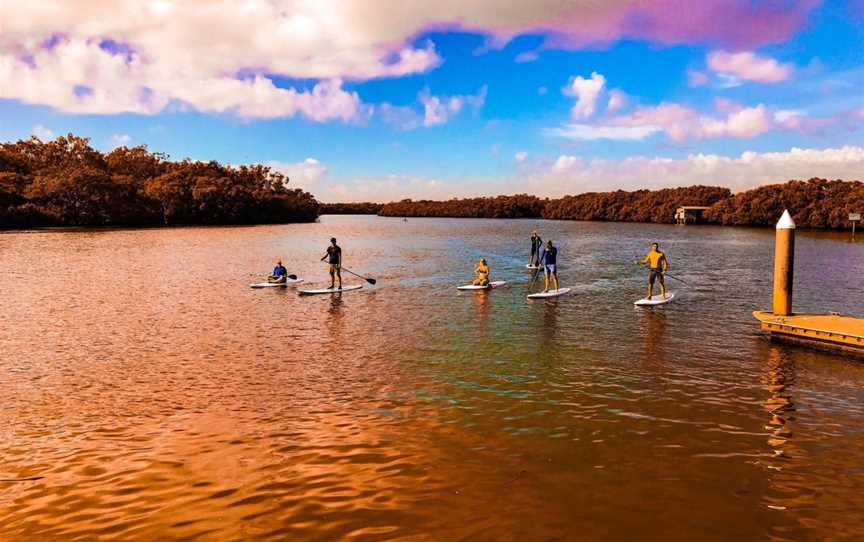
[
  {"x1": 754, "y1": 209, "x2": 864, "y2": 357},
  {"x1": 753, "y1": 311, "x2": 864, "y2": 356}
]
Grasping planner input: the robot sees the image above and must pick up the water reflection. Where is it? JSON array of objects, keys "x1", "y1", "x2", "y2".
[
  {"x1": 638, "y1": 310, "x2": 667, "y2": 364},
  {"x1": 762, "y1": 347, "x2": 796, "y2": 453},
  {"x1": 2, "y1": 217, "x2": 864, "y2": 541}
]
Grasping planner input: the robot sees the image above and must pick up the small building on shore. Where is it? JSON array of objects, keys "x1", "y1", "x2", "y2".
[{"x1": 675, "y1": 206, "x2": 711, "y2": 225}]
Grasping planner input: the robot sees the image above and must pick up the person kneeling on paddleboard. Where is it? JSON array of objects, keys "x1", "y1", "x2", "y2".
[
  {"x1": 472, "y1": 258, "x2": 490, "y2": 286},
  {"x1": 268, "y1": 260, "x2": 288, "y2": 283},
  {"x1": 638, "y1": 242, "x2": 668, "y2": 299},
  {"x1": 320, "y1": 238, "x2": 342, "y2": 290},
  {"x1": 540, "y1": 240, "x2": 559, "y2": 293},
  {"x1": 529, "y1": 230, "x2": 542, "y2": 267}
]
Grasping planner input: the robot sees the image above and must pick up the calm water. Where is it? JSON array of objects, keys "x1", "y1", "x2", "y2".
[{"x1": 2, "y1": 215, "x2": 863, "y2": 541}]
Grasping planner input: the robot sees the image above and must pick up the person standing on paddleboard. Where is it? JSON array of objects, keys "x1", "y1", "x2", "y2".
[
  {"x1": 638, "y1": 242, "x2": 668, "y2": 299},
  {"x1": 529, "y1": 230, "x2": 543, "y2": 267},
  {"x1": 268, "y1": 260, "x2": 288, "y2": 283},
  {"x1": 320, "y1": 238, "x2": 342, "y2": 290},
  {"x1": 540, "y1": 240, "x2": 559, "y2": 293}
]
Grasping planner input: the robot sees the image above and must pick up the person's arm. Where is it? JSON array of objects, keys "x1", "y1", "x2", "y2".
[
  {"x1": 320, "y1": 251, "x2": 327, "y2": 262},
  {"x1": 638, "y1": 252, "x2": 648, "y2": 265},
  {"x1": 661, "y1": 254, "x2": 669, "y2": 273}
]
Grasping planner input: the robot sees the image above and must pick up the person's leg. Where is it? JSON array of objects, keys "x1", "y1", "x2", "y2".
[
  {"x1": 659, "y1": 274, "x2": 666, "y2": 297},
  {"x1": 336, "y1": 267, "x2": 342, "y2": 289},
  {"x1": 329, "y1": 266, "x2": 335, "y2": 288},
  {"x1": 647, "y1": 271, "x2": 655, "y2": 299},
  {"x1": 543, "y1": 268, "x2": 550, "y2": 292}
]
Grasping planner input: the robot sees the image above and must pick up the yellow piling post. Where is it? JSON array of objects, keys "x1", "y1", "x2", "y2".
[{"x1": 772, "y1": 210, "x2": 795, "y2": 316}]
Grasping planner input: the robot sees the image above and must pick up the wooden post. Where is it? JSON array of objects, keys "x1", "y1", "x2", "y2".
[{"x1": 773, "y1": 210, "x2": 795, "y2": 316}]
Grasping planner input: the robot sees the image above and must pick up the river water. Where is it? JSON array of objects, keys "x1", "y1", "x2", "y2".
[{"x1": 1, "y1": 215, "x2": 863, "y2": 541}]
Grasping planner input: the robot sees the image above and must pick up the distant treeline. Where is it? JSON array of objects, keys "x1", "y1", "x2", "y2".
[
  {"x1": 543, "y1": 185, "x2": 731, "y2": 223},
  {"x1": 705, "y1": 178, "x2": 864, "y2": 229},
  {"x1": 379, "y1": 194, "x2": 546, "y2": 218},
  {"x1": 369, "y1": 179, "x2": 863, "y2": 229},
  {"x1": 320, "y1": 202, "x2": 383, "y2": 214},
  {"x1": 0, "y1": 135, "x2": 319, "y2": 228}
]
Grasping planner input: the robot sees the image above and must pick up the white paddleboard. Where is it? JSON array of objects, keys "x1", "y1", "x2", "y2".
[
  {"x1": 527, "y1": 287, "x2": 572, "y2": 299},
  {"x1": 634, "y1": 292, "x2": 675, "y2": 306},
  {"x1": 250, "y1": 278, "x2": 303, "y2": 288},
  {"x1": 457, "y1": 280, "x2": 506, "y2": 291},
  {"x1": 298, "y1": 284, "x2": 363, "y2": 295},
  {"x1": 526, "y1": 264, "x2": 541, "y2": 270}
]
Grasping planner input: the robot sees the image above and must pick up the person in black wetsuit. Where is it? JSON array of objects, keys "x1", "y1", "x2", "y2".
[
  {"x1": 320, "y1": 237, "x2": 342, "y2": 289},
  {"x1": 529, "y1": 230, "x2": 542, "y2": 267}
]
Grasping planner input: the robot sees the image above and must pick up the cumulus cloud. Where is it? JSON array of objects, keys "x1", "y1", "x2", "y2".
[
  {"x1": 606, "y1": 89, "x2": 627, "y2": 113},
  {"x1": 0, "y1": 1, "x2": 815, "y2": 117},
  {"x1": 707, "y1": 50, "x2": 793, "y2": 83},
  {"x1": 605, "y1": 102, "x2": 772, "y2": 142},
  {"x1": 544, "y1": 123, "x2": 661, "y2": 141},
  {"x1": 267, "y1": 158, "x2": 330, "y2": 189},
  {"x1": 31, "y1": 124, "x2": 54, "y2": 140},
  {"x1": 0, "y1": 37, "x2": 368, "y2": 121},
  {"x1": 564, "y1": 72, "x2": 606, "y2": 119},
  {"x1": 687, "y1": 69, "x2": 710, "y2": 87},
  {"x1": 109, "y1": 133, "x2": 131, "y2": 149},
  {"x1": 291, "y1": 145, "x2": 864, "y2": 201},
  {"x1": 515, "y1": 151, "x2": 528, "y2": 162},
  {"x1": 526, "y1": 145, "x2": 864, "y2": 195},
  {"x1": 383, "y1": 86, "x2": 488, "y2": 130}
]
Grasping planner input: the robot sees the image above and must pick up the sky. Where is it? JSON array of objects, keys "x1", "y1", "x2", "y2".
[{"x1": 1, "y1": 0, "x2": 863, "y2": 202}]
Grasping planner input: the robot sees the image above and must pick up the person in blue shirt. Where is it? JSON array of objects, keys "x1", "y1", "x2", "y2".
[
  {"x1": 268, "y1": 260, "x2": 288, "y2": 283},
  {"x1": 539, "y1": 240, "x2": 559, "y2": 293}
]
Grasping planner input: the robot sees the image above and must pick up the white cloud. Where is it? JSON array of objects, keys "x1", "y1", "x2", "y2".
[
  {"x1": 31, "y1": 124, "x2": 54, "y2": 140},
  {"x1": 564, "y1": 72, "x2": 606, "y2": 119},
  {"x1": 544, "y1": 123, "x2": 661, "y2": 141},
  {"x1": 420, "y1": 86, "x2": 487, "y2": 127},
  {"x1": 515, "y1": 51, "x2": 539, "y2": 63},
  {"x1": 0, "y1": 1, "x2": 816, "y2": 118},
  {"x1": 687, "y1": 69, "x2": 709, "y2": 87},
  {"x1": 606, "y1": 89, "x2": 627, "y2": 113},
  {"x1": 528, "y1": 145, "x2": 864, "y2": 195},
  {"x1": 707, "y1": 50, "x2": 792, "y2": 83},
  {"x1": 605, "y1": 102, "x2": 772, "y2": 142},
  {"x1": 383, "y1": 86, "x2": 488, "y2": 130},
  {"x1": 267, "y1": 158, "x2": 330, "y2": 189},
  {"x1": 109, "y1": 133, "x2": 131, "y2": 149},
  {"x1": 0, "y1": 38, "x2": 368, "y2": 121},
  {"x1": 270, "y1": 145, "x2": 864, "y2": 201},
  {"x1": 515, "y1": 151, "x2": 528, "y2": 162}
]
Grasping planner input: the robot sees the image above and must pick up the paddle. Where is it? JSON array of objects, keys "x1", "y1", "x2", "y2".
[
  {"x1": 632, "y1": 262, "x2": 687, "y2": 285},
  {"x1": 661, "y1": 272, "x2": 688, "y2": 285},
  {"x1": 339, "y1": 266, "x2": 377, "y2": 285}
]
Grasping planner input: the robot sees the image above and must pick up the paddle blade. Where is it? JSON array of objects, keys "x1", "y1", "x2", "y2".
[
  {"x1": 288, "y1": 274, "x2": 297, "y2": 280},
  {"x1": 365, "y1": 278, "x2": 377, "y2": 285}
]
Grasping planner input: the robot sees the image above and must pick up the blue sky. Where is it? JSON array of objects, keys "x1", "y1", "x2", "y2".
[{"x1": 1, "y1": 0, "x2": 862, "y2": 201}]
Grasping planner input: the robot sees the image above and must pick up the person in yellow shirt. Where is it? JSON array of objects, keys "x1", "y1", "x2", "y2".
[
  {"x1": 472, "y1": 258, "x2": 490, "y2": 286},
  {"x1": 638, "y1": 242, "x2": 669, "y2": 299}
]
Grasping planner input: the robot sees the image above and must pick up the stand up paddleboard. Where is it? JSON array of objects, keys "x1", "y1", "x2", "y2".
[
  {"x1": 457, "y1": 280, "x2": 506, "y2": 291},
  {"x1": 250, "y1": 278, "x2": 303, "y2": 288},
  {"x1": 526, "y1": 264, "x2": 541, "y2": 270},
  {"x1": 634, "y1": 292, "x2": 675, "y2": 306},
  {"x1": 298, "y1": 284, "x2": 363, "y2": 295},
  {"x1": 527, "y1": 288, "x2": 572, "y2": 299}
]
